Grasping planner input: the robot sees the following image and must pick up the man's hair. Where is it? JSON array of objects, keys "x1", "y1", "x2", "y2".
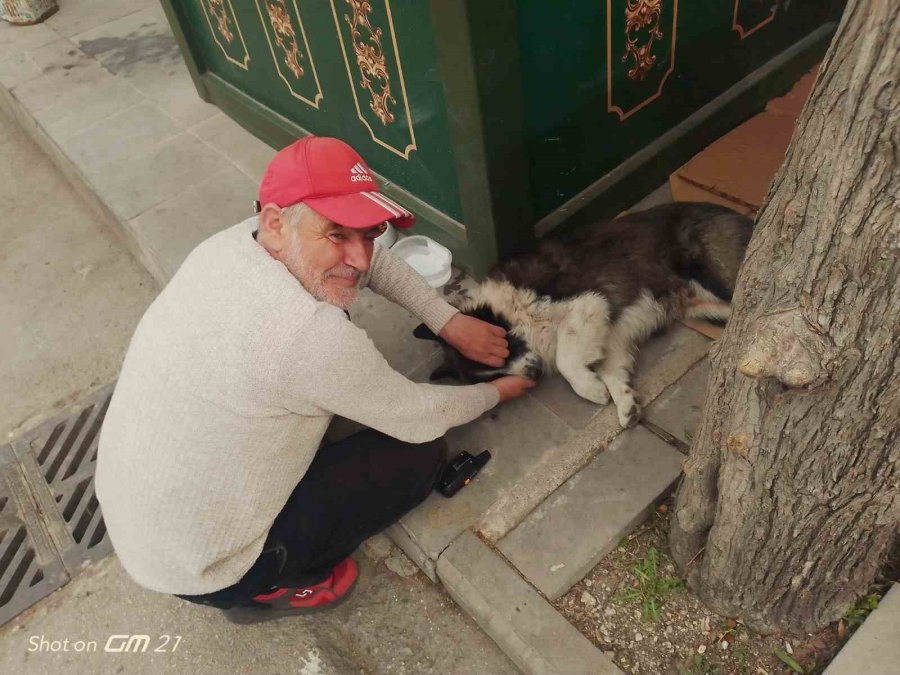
[{"x1": 281, "y1": 202, "x2": 328, "y2": 233}]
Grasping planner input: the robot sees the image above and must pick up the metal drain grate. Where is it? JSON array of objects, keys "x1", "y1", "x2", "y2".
[
  {"x1": 1, "y1": 383, "x2": 117, "y2": 626},
  {"x1": 0, "y1": 445, "x2": 68, "y2": 627}
]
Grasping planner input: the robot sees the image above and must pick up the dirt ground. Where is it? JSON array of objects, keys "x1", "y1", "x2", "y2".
[{"x1": 554, "y1": 496, "x2": 897, "y2": 675}]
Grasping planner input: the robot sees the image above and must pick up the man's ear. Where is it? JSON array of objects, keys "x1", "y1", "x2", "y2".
[{"x1": 413, "y1": 323, "x2": 439, "y2": 341}]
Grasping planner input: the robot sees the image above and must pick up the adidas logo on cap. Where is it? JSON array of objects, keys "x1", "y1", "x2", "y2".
[{"x1": 350, "y1": 162, "x2": 374, "y2": 183}]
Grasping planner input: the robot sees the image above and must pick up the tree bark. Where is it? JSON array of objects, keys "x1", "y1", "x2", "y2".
[{"x1": 669, "y1": 0, "x2": 899, "y2": 634}]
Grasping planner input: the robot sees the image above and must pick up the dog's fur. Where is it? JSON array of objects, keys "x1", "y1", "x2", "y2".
[{"x1": 413, "y1": 202, "x2": 753, "y2": 427}]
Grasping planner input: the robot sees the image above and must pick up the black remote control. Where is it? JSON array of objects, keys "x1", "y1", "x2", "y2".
[{"x1": 436, "y1": 450, "x2": 491, "y2": 497}]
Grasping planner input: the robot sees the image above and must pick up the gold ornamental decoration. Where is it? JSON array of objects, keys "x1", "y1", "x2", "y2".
[
  {"x1": 607, "y1": 0, "x2": 678, "y2": 121},
  {"x1": 266, "y1": 0, "x2": 304, "y2": 78},
  {"x1": 208, "y1": 0, "x2": 234, "y2": 43},
  {"x1": 254, "y1": 0, "x2": 323, "y2": 107},
  {"x1": 329, "y1": 0, "x2": 417, "y2": 158},
  {"x1": 344, "y1": 0, "x2": 396, "y2": 126},
  {"x1": 732, "y1": 0, "x2": 777, "y2": 40},
  {"x1": 199, "y1": 0, "x2": 250, "y2": 70},
  {"x1": 622, "y1": 0, "x2": 663, "y2": 81}
]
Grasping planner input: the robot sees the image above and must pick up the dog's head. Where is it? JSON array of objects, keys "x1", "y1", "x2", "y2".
[{"x1": 413, "y1": 303, "x2": 544, "y2": 383}]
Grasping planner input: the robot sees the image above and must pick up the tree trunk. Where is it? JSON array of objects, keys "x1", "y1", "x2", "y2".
[{"x1": 669, "y1": 0, "x2": 899, "y2": 634}]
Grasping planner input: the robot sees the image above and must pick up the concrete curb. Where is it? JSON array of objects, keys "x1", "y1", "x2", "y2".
[
  {"x1": 437, "y1": 531, "x2": 622, "y2": 675},
  {"x1": 0, "y1": 85, "x2": 164, "y2": 291}
]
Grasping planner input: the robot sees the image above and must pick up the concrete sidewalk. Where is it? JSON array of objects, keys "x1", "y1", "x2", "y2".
[{"x1": 0, "y1": 3, "x2": 722, "y2": 673}]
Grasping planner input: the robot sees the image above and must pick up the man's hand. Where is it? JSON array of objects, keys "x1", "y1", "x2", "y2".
[
  {"x1": 439, "y1": 313, "x2": 509, "y2": 368},
  {"x1": 490, "y1": 376, "x2": 537, "y2": 402}
]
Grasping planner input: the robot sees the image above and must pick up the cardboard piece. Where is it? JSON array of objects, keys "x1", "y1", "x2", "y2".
[{"x1": 766, "y1": 66, "x2": 819, "y2": 117}]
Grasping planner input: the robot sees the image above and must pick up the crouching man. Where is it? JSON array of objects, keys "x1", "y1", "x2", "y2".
[{"x1": 95, "y1": 136, "x2": 534, "y2": 623}]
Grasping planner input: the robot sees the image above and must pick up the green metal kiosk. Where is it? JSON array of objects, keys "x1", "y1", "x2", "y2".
[{"x1": 160, "y1": 0, "x2": 841, "y2": 276}]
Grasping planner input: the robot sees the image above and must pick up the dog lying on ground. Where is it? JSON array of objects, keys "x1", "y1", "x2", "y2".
[{"x1": 413, "y1": 202, "x2": 753, "y2": 428}]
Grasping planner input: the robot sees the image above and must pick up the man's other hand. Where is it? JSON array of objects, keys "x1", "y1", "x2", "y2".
[
  {"x1": 490, "y1": 376, "x2": 536, "y2": 403},
  {"x1": 439, "y1": 313, "x2": 509, "y2": 367}
]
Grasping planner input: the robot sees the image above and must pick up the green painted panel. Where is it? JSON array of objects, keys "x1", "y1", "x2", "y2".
[
  {"x1": 518, "y1": 0, "x2": 837, "y2": 219},
  {"x1": 174, "y1": 0, "x2": 463, "y2": 221}
]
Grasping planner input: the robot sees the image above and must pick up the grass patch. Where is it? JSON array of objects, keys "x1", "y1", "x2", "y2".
[
  {"x1": 617, "y1": 546, "x2": 685, "y2": 621},
  {"x1": 843, "y1": 593, "x2": 880, "y2": 628}
]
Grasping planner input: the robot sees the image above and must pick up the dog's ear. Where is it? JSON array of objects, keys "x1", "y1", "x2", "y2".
[
  {"x1": 429, "y1": 361, "x2": 459, "y2": 381},
  {"x1": 413, "y1": 323, "x2": 440, "y2": 341}
]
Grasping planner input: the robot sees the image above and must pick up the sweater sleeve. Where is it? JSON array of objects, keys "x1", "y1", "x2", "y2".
[
  {"x1": 363, "y1": 244, "x2": 459, "y2": 335},
  {"x1": 278, "y1": 305, "x2": 500, "y2": 444}
]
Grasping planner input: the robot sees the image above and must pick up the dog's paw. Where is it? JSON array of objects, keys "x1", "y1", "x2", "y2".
[
  {"x1": 572, "y1": 377, "x2": 611, "y2": 405},
  {"x1": 617, "y1": 399, "x2": 642, "y2": 428}
]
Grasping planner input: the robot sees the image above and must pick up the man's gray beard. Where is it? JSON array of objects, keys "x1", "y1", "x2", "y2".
[{"x1": 282, "y1": 247, "x2": 359, "y2": 310}]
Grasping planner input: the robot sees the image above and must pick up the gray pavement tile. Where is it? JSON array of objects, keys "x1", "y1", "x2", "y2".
[
  {"x1": 33, "y1": 77, "x2": 143, "y2": 141},
  {"x1": 127, "y1": 163, "x2": 258, "y2": 283},
  {"x1": 73, "y1": 5, "x2": 216, "y2": 126},
  {"x1": 94, "y1": 131, "x2": 226, "y2": 221},
  {"x1": 825, "y1": 583, "x2": 900, "y2": 675},
  {"x1": 348, "y1": 288, "x2": 443, "y2": 377},
  {"x1": 438, "y1": 531, "x2": 622, "y2": 675},
  {"x1": 189, "y1": 113, "x2": 277, "y2": 182},
  {"x1": 498, "y1": 425, "x2": 684, "y2": 600},
  {"x1": 0, "y1": 51, "x2": 42, "y2": 90},
  {"x1": 643, "y1": 358, "x2": 710, "y2": 446},
  {"x1": 57, "y1": 100, "x2": 180, "y2": 177},
  {"x1": 0, "y1": 19, "x2": 58, "y2": 62},
  {"x1": 9, "y1": 39, "x2": 113, "y2": 113},
  {"x1": 397, "y1": 383, "x2": 575, "y2": 564},
  {"x1": 45, "y1": 0, "x2": 155, "y2": 39}
]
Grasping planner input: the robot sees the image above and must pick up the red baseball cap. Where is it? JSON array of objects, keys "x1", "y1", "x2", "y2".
[{"x1": 257, "y1": 136, "x2": 415, "y2": 229}]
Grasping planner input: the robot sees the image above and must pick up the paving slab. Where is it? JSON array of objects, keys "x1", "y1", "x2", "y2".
[
  {"x1": 56, "y1": 100, "x2": 181, "y2": 178},
  {"x1": 188, "y1": 112, "x2": 277, "y2": 182},
  {"x1": 31, "y1": 76, "x2": 143, "y2": 141},
  {"x1": 397, "y1": 373, "x2": 575, "y2": 571},
  {"x1": 0, "y1": 18, "x2": 58, "y2": 62},
  {"x1": 73, "y1": 5, "x2": 217, "y2": 127},
  {"x1": 825, "y1": 583, "x2": 900, "y2": 675},
  {"x1": 437, "y1": 531, "x2": 622, "y2": 675},
  {"x1": 8, "y1": 39, "x2": 115, "y2": 114},
  {"x1": 349, "y1": 287, "x2": 444, "y2": 378},
  {"x1": 498, "y1": 426, "x2": 684, "y2": 600},
  {"x1": 92, "y1": 131, "x2": 224, "y2": 221},
  {"x1": 479, "y1": 325, "x2": 708, "y2": 542},
  {"x1": 43, "y1": 0, "x2": 154, "y2": 39},
  {"x1": 643, "y1": 358, "x2": 710, "y2": 446},
  {"x1": 127, "y1": 163, "x2": 258, "y2": 284}
]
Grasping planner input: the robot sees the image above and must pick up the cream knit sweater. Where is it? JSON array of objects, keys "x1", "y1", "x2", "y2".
[{"x1": 95, "y1": 217, "x2": 499, "y2": 595}]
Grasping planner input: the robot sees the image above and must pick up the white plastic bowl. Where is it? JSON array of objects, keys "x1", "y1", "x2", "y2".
[
  {"x1": 374, "y1": 222, "x2": 398, "y2": 248},
  {"x1": 390, "y1": 235, "x2": 453, "y2": 288}
]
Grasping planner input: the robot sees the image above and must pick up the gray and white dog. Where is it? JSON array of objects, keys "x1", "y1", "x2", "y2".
[{"x1": 413, "y1": 202, "x2": 753, "y2": 428}]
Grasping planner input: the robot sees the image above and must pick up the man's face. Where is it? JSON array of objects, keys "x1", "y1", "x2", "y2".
[{"x1": 281, "y1": 210, "x2": 385, "y2": 310}]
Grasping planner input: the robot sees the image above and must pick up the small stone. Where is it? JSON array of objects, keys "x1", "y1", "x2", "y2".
[
  {"x1": 385, "y1": 553, "x2": 418, "y2": 577},
  {"x1": 550, "y1": 563, "x2": 566, "y2": 572},
  {"x1": 785, "y1": 641, "x2": 794, "y2": 655},
  {"x1": 361, "y1": 534, "x2": 393, "y2": 561},
  {"x1": 720, "y1": 640, "x2": 729, "y2": 650},
  {"x1": 580, "y1": 591, "x2": 597, "y2": 606},
  {"x1": 604, "y1": 607, "x2": 616, "y2": 616},
  {"x1": 635, "y1": 633, "x2": 643, "y2": 641},
  {"x1": 584, "y1": 579, "x2": 593, "y2": 587},
  {"x1": 697, "y1": 645, "x2": 707, "y2": 654}
]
